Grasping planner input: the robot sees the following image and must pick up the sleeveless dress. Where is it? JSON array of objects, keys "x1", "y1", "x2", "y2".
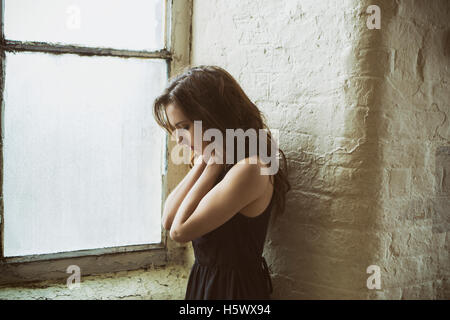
[{"x1": 184, "y1": 168, "x2": 274, "y2": 300}]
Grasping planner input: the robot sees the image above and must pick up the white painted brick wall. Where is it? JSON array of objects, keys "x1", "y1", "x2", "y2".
[{"x1": 191, "y1": 0, "x2": 449, "y2": 299}]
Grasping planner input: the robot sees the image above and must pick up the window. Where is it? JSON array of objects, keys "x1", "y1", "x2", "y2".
[{"x1": 0, "y1": 0, "x2": 192, "y2": 285}]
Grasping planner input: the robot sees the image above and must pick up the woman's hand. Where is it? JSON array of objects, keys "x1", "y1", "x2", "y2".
[
  {"x1": 170, "y1": 149, "x2": 225, "y2": 241},
  {"x1": 162, "y1": 152, "x2": 206, "y2": 231},
  {"x1": 202, "y1": 146, "x2": 225, "y2": 164},
  {"x1": 193, "y1": 152, "x2": 204, "y2": 166}
]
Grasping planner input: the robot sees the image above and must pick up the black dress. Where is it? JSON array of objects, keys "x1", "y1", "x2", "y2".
[{"x1": 184, "y1": 169, "x2": 274, "y2": 300}]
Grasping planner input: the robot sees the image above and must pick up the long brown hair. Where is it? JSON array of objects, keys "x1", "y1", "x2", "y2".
[{"x1": 152, "y1": 65, "x2": 291, "y2": 224}]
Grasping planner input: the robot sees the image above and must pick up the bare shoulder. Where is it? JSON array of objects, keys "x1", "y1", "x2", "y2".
[
  {"x1": 236, "y1": 155, "x2": 274, "y2": 183},
  {"x1": 227, "y1": 156, "x2": 274, "y2": 218},
  {"x1": 232, "y1": 155, "x2": 269, "y2": 174},
  {"x1": 224, "y1": 156, "x2": 273, "y2": 191}
]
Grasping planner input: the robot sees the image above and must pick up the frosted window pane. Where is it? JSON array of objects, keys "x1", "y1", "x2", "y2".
[
  {"x1": 4, "y1": 0, "x2": 164, "y2": 51},
  {"x1": 3, "y1": 51, "x2": 167, "y2": 256}
]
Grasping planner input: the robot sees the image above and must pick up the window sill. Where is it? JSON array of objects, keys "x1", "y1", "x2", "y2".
[{"x1": 0, "y1": 244, "x2": 168, "y2": 287}]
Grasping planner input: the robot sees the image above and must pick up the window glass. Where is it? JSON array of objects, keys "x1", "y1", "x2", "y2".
[
  {"x1": 4, "y1": 0, "x2": 165, "y2": 51},
  {"x1": 3, "y1": 51, "x2": 166, "y2": 256}
]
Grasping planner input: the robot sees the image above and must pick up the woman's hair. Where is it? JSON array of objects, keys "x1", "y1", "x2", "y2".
[{"x1": 152, "y1": 65, "x2": 291, "y2": 224}]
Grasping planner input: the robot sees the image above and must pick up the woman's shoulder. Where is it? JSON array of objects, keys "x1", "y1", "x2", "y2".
[
  {"x1": 235, "y1": 155, "x2": 274, "y2": 182},
  {"x1": 234, "y1": 155, "x2": 269, "y2": 168},
  {"x1": 226, "y1": 156, "x2": 274, "y2": 218},
  {"x1": 224, "y1": 155, "x2": 274, "y2": 185}
]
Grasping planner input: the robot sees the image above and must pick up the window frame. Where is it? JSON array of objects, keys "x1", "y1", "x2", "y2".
[{"x1": 0, "y1": 0, "x2": 192, "y2": 286}]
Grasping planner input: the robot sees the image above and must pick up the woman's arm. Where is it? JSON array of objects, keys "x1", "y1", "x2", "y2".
[
  {"x1": 170, "y1": 158, "x2": 225, "y2": 240},
  {"x1": 161, "y1": 154, "x2": 207, "y2": 230},
  {"x1": 169, "y1": 156, "x2": 267, "y2": 243}
]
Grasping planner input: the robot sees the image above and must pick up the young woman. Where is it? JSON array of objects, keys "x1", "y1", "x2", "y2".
[{"x1": 152, "y1": 65, "x2": 291, "y2": 300}]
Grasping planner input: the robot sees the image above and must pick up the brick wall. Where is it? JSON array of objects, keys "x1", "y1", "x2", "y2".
[
  {"x1": 191, "y1": 0, "x2": 449, "y2": 299},
  {"x1": 374, "y1": 0, "x2": 449, "y2": 299}
]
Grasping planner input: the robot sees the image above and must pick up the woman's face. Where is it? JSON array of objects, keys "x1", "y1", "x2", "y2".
[{"x1": 166, "y1": 103, "x2": 204, "y2": 155}]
